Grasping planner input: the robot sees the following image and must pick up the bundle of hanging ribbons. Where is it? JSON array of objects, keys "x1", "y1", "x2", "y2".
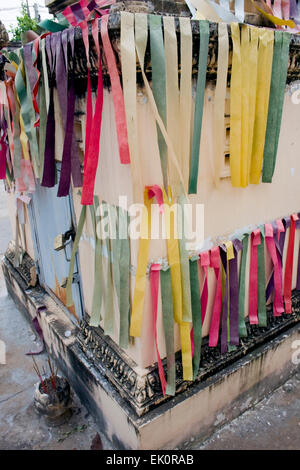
[
  {"x1": 0, "y1": 0, "x2": 299, "y2": 396},
  {"x1": 144, "y1": 211, "x2": 300, "y2": 395}
]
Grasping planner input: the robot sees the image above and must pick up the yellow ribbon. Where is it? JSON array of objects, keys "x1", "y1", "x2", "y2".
[
  {"x1": 240, "y1": 25, "x2": 250, "y2": 188},
  {"x1": 230, "y1": 23, "x2": 242, "y2": 187},
  {"x1": 250, "y1": 29, "x2": 274, "y2": 184},
  {"x1": 129, "y1": 189, "x2": 152, "y2": 337},
  {"x1": 251, "y1": 0, "x2": 296, "y2": 28},
  {"x1": 163, "y1": 187, "x2": 193, "y2": 381}
]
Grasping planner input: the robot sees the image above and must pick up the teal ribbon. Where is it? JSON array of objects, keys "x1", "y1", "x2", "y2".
[
  {"x1": 262, "y1": 31, "x2": 290, "y2": 183},
  {"x1": 15, "y1": 49, "x2": 40, "y2": 176},
  {"x1": 102, "y1": 201, "x2": 115, "y2": 336},
  {"x1": 189, "y1": 259, "x2": 202, "y2": 380},
  {"x1": 188, "y1": 20, "x2": 209, "y2": 194},
  {"x1": 149, "y1": 14, "x2": 168, "y2": 190},
  {"x1": 39, "y1": 19, "x2": 68, "y2": 32},
  {"x1": 118, "y1": 207, "x2": 130, "y2": 349},
  {"x1": 160, "y1": 268, "x2": 176, "y2": 396},
  {"x1": 257, "y1": 227, "x2": 267, "y2": 327}
]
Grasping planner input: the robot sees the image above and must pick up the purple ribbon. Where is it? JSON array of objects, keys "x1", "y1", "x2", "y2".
[
  {"x1": 266, "y1": 218, "x2": 289, "y2": 301},
  {"x1": 290, "y1": 0, "x2": 299, "y2": 18},
  {"x1": 41, "y1": 34, "x2": 58, "y2": 187},
  {"x1": 71, "y1": 2, "x2": 86, "y2": 22},
  {"x1": 57, "y1": 28, "x2": 82, "y2": 196}
]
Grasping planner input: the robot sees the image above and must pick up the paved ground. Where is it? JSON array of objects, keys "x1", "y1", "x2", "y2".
[
  {"x1": 0, "y1": 182, "x2": 300, "y2": 450},
  {"x1": 0, "y1": 183, "x2": 110, "y2": 450}
]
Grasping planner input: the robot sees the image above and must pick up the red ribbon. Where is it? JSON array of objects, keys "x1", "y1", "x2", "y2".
[
  {"x1": 208, "y1": 246, "x2": 222, "y2": 347},
  {"x1": 81, "y1": 18, "x2": 104, "y2": 205},
  {"x1": 265, "y1": 223, "x2": 284, "y2": 316},
  {"x1": 100, "y1": 14, "x2": 130, "y2": 165},
  {"x1": 284, "y1": 213, "x2": 299, "y2": 313},
  {"x1": 248, "y1": 229, "x2": 261, "y2": 325},
  {"x1": 150, "y1": 264, "x2": 167, "y2": 396}
]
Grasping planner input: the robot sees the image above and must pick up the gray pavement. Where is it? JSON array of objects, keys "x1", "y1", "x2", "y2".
[{"x1": 0, "y1": 182, "x2": 300, "y2": 450}]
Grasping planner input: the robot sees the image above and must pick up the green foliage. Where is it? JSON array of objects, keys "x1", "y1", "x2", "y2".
[{"x1": 9, "y1": 1, "x2": 39, "y2": 41}]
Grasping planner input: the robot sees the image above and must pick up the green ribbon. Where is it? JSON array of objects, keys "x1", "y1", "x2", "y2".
[
  {"x1": 149, "y1": 14, "x2": 168, "y2": 190},
  {"x1": 102, "y1": 202, "x2": 115, "y2": 337},
  {"x1": 262, "y1": 31, "x2": 290, "y2": 183},
  {"x1": 66, "y1": 205, "x2": 87, "y2": 307},
  {"x1": 188, "y1": 20, "x2": 209, "y2": 194},
  {"x1": 118, "y1": 207, "x2": 130, "y2": 349},
  {"x1": 160, "y1": 268, "x2": 176, "y2": 396},
  {"x1": 238, "y1": 234, "x2": 249, "y2": 337},
  {"x1": 12, "y1": 91, "x2": 22, "y2": 178},
  {"x1": 178, "y1": 191, "x2": 192, "y2": 323},
  {"x1": 15, "y1": 49, "x2": 40, "y2": 177},
  {"x1": 257, "y1": 227, "x2": 267, "y2": 327},
  {"x1": 89, "y1": 197, "x2": 104, "y2": 327},
  {"x1": 189, "y1": 259, "x2": 202, "y2": 380}
]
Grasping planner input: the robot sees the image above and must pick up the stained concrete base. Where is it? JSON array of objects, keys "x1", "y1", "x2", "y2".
[{"x1": 2, "y1": 251, "x2": 300, "y2": 450}]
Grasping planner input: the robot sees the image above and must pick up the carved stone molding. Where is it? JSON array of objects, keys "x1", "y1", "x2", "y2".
[{"x1": 77, "y1": 292, "x2": 300, "y2": 417}]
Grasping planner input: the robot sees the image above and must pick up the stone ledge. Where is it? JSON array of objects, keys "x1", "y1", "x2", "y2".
[{"x1": 2, "y1": 254, "x2": 300, "y2": 449}]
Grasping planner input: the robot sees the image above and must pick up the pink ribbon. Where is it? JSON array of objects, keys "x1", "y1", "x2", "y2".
[
  {"x1": 208, "y1": 246, "x2": 222, "y2": 347},
  {"x1": 200, "y1": 251, "x2": 210, "y2": 325},
  {"x1": 284, "y1": 214, "x2": 299, "y2": 313}
]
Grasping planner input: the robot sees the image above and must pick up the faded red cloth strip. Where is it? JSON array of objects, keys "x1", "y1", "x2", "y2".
[
  {"x1": 249, "y1": 229, "x2": 261, "y2": 325},
  {"x1": 62, "y1": 6, "x2": 78, "y2": 26},
  {"x1": 200, "y1": 251, "x2": 210, "y2": 325},
  {"x1": 209, "y1": 246, "x2": 222, "y2": 347},
  {"x1": 81, "y1": 18, "x2": 104, "y2": 205},
  {"x1": 265, "y1": 223, "x2": 284, "y2": 316},
  {"x1": 150, "y1": 264, "x2": 167, "y2": 396},
  {"x1": 284, "y1": 213, "x2": 299, "y2": 313},
  {"x1": 100, "y1": 14, "x2": 130, "y2": 164}
]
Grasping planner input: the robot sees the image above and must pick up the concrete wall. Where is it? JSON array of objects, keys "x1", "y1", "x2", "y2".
[{"x1": 71, "y1": 85, "x2": 300, "y2": 368}]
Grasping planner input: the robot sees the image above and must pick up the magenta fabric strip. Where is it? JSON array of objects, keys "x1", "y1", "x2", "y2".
[
  {"x1": 209, "y1": 246, "x2": 222, "y2": 347},
  {"x1": 200, "y1": 251, "x2": 210, "y2": 325},
  {"x1": 220, "y1": 245, "x2": 229, "y2": 354}
]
